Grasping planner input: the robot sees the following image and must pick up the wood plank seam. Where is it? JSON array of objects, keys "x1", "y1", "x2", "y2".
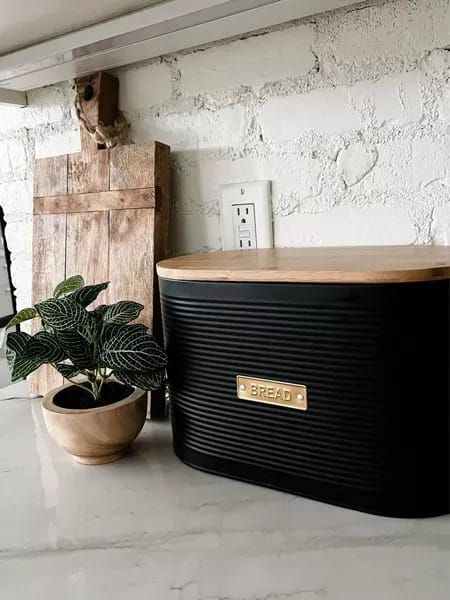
[{"x1": 34, "y1": 188, "x2": 157, "y2": 214}]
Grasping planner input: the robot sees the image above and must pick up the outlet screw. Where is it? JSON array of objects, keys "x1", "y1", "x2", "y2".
[
  {"x1": 297, "y1": 393, "x2": 304, "y2": 401},
  {"x1": 239, "y1": 384, "x2": 246, "y2": 391}
]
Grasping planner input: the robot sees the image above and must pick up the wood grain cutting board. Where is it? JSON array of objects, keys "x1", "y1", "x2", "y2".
[{"x1": 31, "y1": 73, "x2": 170, "y2": 417}]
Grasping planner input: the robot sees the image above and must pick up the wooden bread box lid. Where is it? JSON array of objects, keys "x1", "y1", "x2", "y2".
[{"x1": 157, "y1": 246, "x2": 450, "y2": 284}]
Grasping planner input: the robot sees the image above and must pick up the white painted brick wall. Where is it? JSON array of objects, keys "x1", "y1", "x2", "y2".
[
  {"x1": 260, "y1": 71, "x2": 423, "y2": 140},
  {"x1": 178, "y1": 26, "x2": 316, "y2": 95},
  {"x1": 432, "y1": 206, "x2": 450, "y2": 244},
  {"x1": 274, "y1": 206, "x2": 416, "y2": 247},
  {"x1": 0, "y1": 0, "x2": 449, "y2": 310},
  {"x1": 139, "y1": 105, "x2": 248, "y2": 151},
  {"x1": 119, "y1": 63, "x2": 172, "y2": 112},
  {"x1": 260, "y1": 87, "x2": 362, "y2": 138}
]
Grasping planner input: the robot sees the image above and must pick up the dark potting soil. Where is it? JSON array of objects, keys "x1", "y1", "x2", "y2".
[{"x1": 53, "y1": 381, "x2": 134, "y2": 410}]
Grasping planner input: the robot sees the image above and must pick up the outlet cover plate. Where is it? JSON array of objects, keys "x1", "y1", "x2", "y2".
[{"x1": 220, "y1": 181, "x2": 273, "y2": 251}]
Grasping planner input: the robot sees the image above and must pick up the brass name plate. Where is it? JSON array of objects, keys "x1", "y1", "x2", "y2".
[{"x1": 236, "y1": 376, "x2": 307, "y2": 411}]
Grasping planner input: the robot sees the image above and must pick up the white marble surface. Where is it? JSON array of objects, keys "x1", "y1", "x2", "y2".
[{"x1": 0, "y1": 390, "x2": 449, "y2": 599}]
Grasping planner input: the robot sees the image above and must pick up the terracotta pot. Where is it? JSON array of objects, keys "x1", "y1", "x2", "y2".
[{"x1": 41, "y1": 381, "x2": 147, "y2": 465}]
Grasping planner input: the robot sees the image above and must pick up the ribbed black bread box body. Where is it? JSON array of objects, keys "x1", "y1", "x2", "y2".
[{"x1": 157, "y1": 247, "x2": 450, "y2": 518}]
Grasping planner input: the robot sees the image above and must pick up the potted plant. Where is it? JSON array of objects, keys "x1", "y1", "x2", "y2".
[{"x1": 5, "y1": 275, "x2": 167, "y2": 464}]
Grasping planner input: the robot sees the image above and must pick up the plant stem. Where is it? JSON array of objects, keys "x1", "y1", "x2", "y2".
[
  {"x1": 51, "y1": 366, "x2": 96, "y2": 400},
  {"x1": 97, "y1": 376, "x2": 105, "y2": 399},
  {"x1": 91, "y1": 374, "x2": 99, "y2": 401}
]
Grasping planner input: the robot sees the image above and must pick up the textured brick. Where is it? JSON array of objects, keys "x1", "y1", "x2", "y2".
[
  {"x1": 432, "y1": 205, "x2": 450, "y2": 244},
  {"x1": 363, "y1": 135, "x2": 450, "y2": 192},
  {"x1": 361, "y1": 140, "x2": 412, "y2": 191},
  {"x1": 350, "y1": 71, "x2": 422, "y2": 127},
  {"x1": 4, "y1": 220, "x2": 32, "y2": 258},
  {"x1": 338, "y1": 142, "x2": 378, "y2": 187},
  {"x1": 35, "y1": 128, "x2": 80, "y2": 159},
  {"x1": 0, "y1": 180, "x2": 32, "y2": 218},
  {"x1": 318, "y1": 0, "x2": 450, "y2": 80},
  {"x1": 0, "y1": 82, "x2": 73, "y2": 133},
  {"x1": 179, "y1": 26, "x2": 315, "y2": 96},
  {"x1": 174, "y1": 155, "x2": 322, "y2": 214},
  {"x1": 411, "y1": 136, "x2": 450, "y2": 186},
  {"x1": 118, "y1": 62, "x2": 172, "y2": 112},
  {"x1": 274, "y1": 206, "x2": 416, "y2": 247},
  {"x1": 363, "y1": 135, "x2": 450, "y2": 191},
  {"x1": 260, "y1": 71, "x2": 422, "y2": 141},
  {"x1": 438, "y1": 86, "x2": 450, "y2": 121},
  {"x1": 260, "y1": 87, "x2": 361, "y2": 140},
  {"x1": 0, "y1": 139, "x2": 27, "y2": 180},
  {"x1": 131, "y1": 106, "x2": 247, "y2": 151}
]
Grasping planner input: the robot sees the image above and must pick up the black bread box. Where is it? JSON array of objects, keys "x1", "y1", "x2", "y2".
[{"x1": 157, "y1": 246, "x2": 450, "y2": 517}]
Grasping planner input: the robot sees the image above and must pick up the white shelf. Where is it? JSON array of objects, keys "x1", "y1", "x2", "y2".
[{"x1": 0, "y1": 0, "x2": 361, "y2": 102}]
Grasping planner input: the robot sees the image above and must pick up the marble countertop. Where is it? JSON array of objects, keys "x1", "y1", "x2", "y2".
[{"x1": 1, "y1": 386, "x2": 449, "y2": 599}]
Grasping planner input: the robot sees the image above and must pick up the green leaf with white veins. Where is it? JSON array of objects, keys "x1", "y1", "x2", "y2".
[
  {"x1": 23, "y1": 331, "x2": 65, "y2": 363},
  {"x1": 9, "y1": 353, "x2": 43, "y2": 382},
  {"x1": 5, "y1": 307, "x2": 38, "y2": 328},
  {"x1": 55, "y1": 363, "x2": 83, "y2": 379},
  {"x1": 103, "y1": 301, "x2": 144, "y2": 325},
  {"x1": 102, "y1": 323, "x2": 148, "y2": 344},
  {"x1": 53, "y1": 275, "x2": 84, "y2": 298},
  {"x1": 100, "y1": 328, "x2": 167, "y2": 372},
  {"x1": 35, "y1": 298, "x2": 90, "y2": 332},
  {"x1": 6, "y1": 331, "x2": 31, "y2": 371},
  {"x1": 69, "y1": 282, "x2": 109, "y2": 307},
  {"x1": 55, "y1": 329, "x2": 94, "y2": 369},
  {"x1": 6, "y1": 331, "x2": 43, "y2": 382},
  {"x1": 92, "y1": 304, "x2": 108, "y2": 316},
  {"x1": 113, "y1": 368, "x2": 166, "y2": 391}
]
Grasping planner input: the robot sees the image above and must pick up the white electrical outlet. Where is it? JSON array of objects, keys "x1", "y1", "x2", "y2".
[
  {"x1": 220, "y1": 181, "x2": 273, "y2": 251},
  {"x1": 232, "y1": 203, "x2": 256, "y2": 249}
]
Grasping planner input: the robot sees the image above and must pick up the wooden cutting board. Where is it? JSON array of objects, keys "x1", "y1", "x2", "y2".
[{"x1": 31, "y1": 73, "x2": 170, "y2": 417}]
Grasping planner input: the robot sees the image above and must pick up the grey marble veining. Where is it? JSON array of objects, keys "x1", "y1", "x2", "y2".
[{"x1": 0, "y1": 390, "x2": 449, "y2": 599}]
